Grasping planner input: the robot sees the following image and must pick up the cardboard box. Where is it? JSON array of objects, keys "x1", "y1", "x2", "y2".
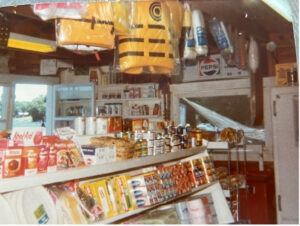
[{"x1": 275, "y1": 62, "x2": 297, "y2": 87}]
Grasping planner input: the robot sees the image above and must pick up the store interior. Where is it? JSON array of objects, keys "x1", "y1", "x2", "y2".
[{"x1": 0, "y1": 0, "x2": 298, "y2": 224}]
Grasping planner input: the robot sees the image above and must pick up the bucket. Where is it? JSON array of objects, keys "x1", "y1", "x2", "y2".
[
  {"x1": 15, "y1": 186, "x2": 58, "y2": 224},
  {"x1": 0, "y1": 194, "x2": 19, "y2": 224}
]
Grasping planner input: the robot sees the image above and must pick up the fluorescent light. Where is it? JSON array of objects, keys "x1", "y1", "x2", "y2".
[
  {"x1": 262, "y1": 0, "x2": 292, "y2": 22},
  {"x1": 7, "y1": 32, "x2": 56, "y2": 53}
]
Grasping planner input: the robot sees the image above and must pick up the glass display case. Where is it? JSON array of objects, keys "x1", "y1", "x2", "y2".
[{"x1": 52, "y1": 83, "x2": 94, "y2": 133}]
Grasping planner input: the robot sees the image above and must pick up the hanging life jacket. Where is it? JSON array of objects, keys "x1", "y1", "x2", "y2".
[
  {"x1": 56, "y1": 2, "x2": 115, "y2": 52},
  {"x1": 117, "y1": 1, "x2": 174, "y2": 74}
]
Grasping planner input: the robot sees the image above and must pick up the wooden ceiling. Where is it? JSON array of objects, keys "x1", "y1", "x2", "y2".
[{"x1": 0, "y1": 0, "x2": 294, "y2": 76}]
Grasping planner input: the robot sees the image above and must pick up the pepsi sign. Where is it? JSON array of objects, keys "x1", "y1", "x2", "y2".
[{"x1": 199, "y1": 58, "x2": 220, "y2": 76}]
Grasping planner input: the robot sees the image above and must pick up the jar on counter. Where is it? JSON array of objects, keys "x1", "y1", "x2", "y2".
[{"x1": 192, "y1": 129, "x2": 202, "y2": 147}]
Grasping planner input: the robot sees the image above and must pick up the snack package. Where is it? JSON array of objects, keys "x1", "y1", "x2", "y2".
[
  {"x1": 66, "y1": 140, "x2": 85, "y2": 168},
  {"x1": 0, "y1": 139, "x2": 8, "y2": 179},
  {"x1": 107, "y1": 117, "x2": 123, "y2": 133},
  {"x1": 116, "y1": 1, "x2": 175, "y2": 74},
  {"x1": 128, "y1": 174, "x2": 151, "y2": 208},
  {"x1": 21, "y1": 146, "x2": 40, "y2": 176},
  {"x1": 90, "y1": 179, "x2": 118, "y2": 219},
  {"x1": 10, "y1": 127, "x2": 45, "y2": 147},
  {"x1": 56, "y1": 2, "x2": 115, "y2": 52},
  {"x1": 33, "y1": 3, "x2": 88, "y2": 21},
  {"x1": 3, "y1": 146, "x2": 23, "y2": 178},
  {"x1": 37, "y1": 145, "x2": 49, "y2": 174},
  {"x1": 112, "y1": 175, "x2": 135, "y2": 214}
]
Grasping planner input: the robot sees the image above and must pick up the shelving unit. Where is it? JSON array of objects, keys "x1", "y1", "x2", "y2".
[
  {"x1": 0, "y1": 147, "x2": 205, "y2": 193},
  {"x1": 96, "y1": 83, "x2": 165, "y2": 120},
  {"x1": 99, "y1": 182, "x2": 216, "y2": 224},
  {"x1": 207, "y1": 141, "x2": 249, "y2": 223},
  {"x1": 51, "y1": 83, "x2": 95, "y2": 134}
]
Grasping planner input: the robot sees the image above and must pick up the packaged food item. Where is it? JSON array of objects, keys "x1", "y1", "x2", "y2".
[
  {"x1": 91, "y1": 179, "x2": 118, "y2": 219},
  {"x1": 275, "y1": 62, "x2": 298, "y2": 87},
  {"x1": 132, "y1": 119, "x2": 149, "y2": 131},
  {"x1": 128, "y1": 175, "x2": 151, "y2": 208},
  {"x1": 107, "y1": 116, "x2": 123, "y2": 133},
  {"x1": 56, "y1": 140, "x2": 69, "y2": 171},
  {"x1": 21, "y1": 146, "x2": 40, "y2": 176},
  {"x1": 66, "y1": 140, "x2": 85, "y2": 168},
  {"x1": 114, "y1": 175, "x2": 135, "y2": 212},
  {"x1": 3, "y1": 146, "x2": 23, "y2": 178},
  {"x1": 11, "y1": 127, "x2": 45, "y2": 147},
  {"x1": 81, "y1": 145, "x2": 116, "y2": 165},
  {"x1": 37, "y1": 145, "x2": 49, "y2": 174},
  {"x1": 77, "y1": 182, "x2": 104, "y2": 223},
  {"x1": 0, "y1": 139, "x2": 8, "y2": 179}
]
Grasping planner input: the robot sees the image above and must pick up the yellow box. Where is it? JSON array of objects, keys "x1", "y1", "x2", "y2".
[
  {"x1": 275, "y1": 63, "x2": 297, "y2": 87},
  {"x1": 113, "y1": 175, "x2": 135, "y2": 213}
]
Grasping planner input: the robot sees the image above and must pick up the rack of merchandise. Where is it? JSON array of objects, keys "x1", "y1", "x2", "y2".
[
  {"x1": 207, "y1": 140, "x2": 248, "y2": 223},
  {"x1": 96, "y1": 83, "x2": 165, "y2": 121},
  {"x1": 0, "y1": 145, "x2": 233, "y2": 224},
  {"x1": 51, "y1": 83, "x2": 95, "y2": 133},
  {"x1": 0, "y1": 147, "x2": 204, "y2": 193}
]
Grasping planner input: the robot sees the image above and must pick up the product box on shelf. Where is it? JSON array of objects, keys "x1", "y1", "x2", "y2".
[
  {"x1": 275, "y1": 62, "x2": 298, "y2": 87},
  {"x1": 2, "y1": 146, "x2": 23, "y2": 178},
  {"x1": 10, "y1": 127, "x2": 45, "y2": 146},
  {"x1": 107, "y1": 117, "x2": 123, "y2": 133},
  {"x1": 92, "y1": 179, "x2": 118, "y2": 219},
  {"x1": 81, "y1": 145, "x2": 116, "y2": 166},
  {"x1": 0, "y1": 139, "x2": 8, "y2": 179},
  {"x1": 21, "y1": 146, "x2": 40, "y2": 176}
]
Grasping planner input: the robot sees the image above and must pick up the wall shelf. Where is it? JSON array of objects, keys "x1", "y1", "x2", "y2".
[{"x1": 98, "y1": 181, "x2": 216, "y2": 224}]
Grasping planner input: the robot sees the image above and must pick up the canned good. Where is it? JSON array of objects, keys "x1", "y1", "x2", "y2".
[
  {"x1": 176, "y1": 124, "x2": 184, "y2": 135},
  {"x1": 192, "y1": 129, "x2": 203, "y2": 146}
]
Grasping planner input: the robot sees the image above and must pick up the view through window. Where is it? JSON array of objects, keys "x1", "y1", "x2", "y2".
[{"x1": 13, "y1": 84, "x2": 48, "y2": 128}]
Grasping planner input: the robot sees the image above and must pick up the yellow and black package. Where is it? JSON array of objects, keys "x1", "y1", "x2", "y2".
[
  {"x1": 117, "y1": 0, "x2": 176, "y2": 74},
  {"x1": 56, "y1": 2, "x2": 115, "y2": 52}
]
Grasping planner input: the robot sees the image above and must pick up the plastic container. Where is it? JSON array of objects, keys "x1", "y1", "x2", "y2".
[
  {"x1": 15, "y1": 186, "x2": 58, "y2": 224},
  {"x1": 192, "y1": 9, "x2": 208, "y2": 56},
  {"x1": 0, "y1": 194, "x2": 19, "y2": 224},
  {"x1": 208, "y1": 17, "x2": 233, "y2": 55}
]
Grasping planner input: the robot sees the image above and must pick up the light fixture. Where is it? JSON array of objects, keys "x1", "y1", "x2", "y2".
[
  {"x1": 262, "y1": 0, "x2": 292, "y2": 22},
  {"x1": 7, "y1": 32, "x2": 56, "y2": 53}
]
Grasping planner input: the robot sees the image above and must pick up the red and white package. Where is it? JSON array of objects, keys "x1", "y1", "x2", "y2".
[
  {"x1": 3, "y1": 146, "x2": 23, "y2": 178},
  {"x1": 0, "y1": 139, "x2": 8, "y2": 179},
  {"x1": 21, "y1": 146, "x2": 40, "y2": 176},
  {"x1": 33, "y1": 3, "x2": 88, "y2": 20},
  {"x1": 42, "y1": 136, "x2": 59, "y2": 173},
  {"x1": 38, "y1": 145, "x2": 49, "y2": 174},
  {"x1": 10, "y1": 127, "x2": 45, "y2": 147}
]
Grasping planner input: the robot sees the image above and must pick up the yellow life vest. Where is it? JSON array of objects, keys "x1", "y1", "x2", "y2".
[
  {"x1": 112, "y1": 1, "x2": 131, "y2": 35},
  {"x1": 117, "y1": 1, "x2": 174, "y2": 75},
  {"x1": 57, "y1": 2, "x2": 114, "y2": 50}
]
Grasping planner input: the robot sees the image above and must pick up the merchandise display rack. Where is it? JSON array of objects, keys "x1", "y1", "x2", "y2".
[
  {"x1": 0, "y1": 147, "x2": 205, "y2": 193},
  {"x1": 99, "y1": 182, "x2": 217, "y2": 224},
  {"x1": 207, "y1": 140, "x2": 249, "y2": 223}
]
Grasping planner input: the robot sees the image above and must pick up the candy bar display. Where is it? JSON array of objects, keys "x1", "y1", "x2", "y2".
[{"x1": 185, "y1": 156, "x2": 218, "y2": 187}]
